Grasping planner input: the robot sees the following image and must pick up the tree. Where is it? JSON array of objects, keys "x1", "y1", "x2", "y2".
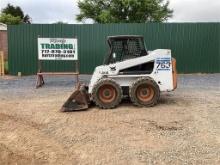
[
  {"x1": 1, "y1": 3, "x2": 31, "y2": 24},
  {"x1": 53, "y1": 21, "x2": 68, "y2": 24},
  {"x1": 2, "y1": 4, "x2": 24, "y2": 18},
  {"x1": 77, "y1": 0, "x2": 173, "y2": 23},
  {"x1": 0, "y1": 13, "x2": 21, "y2": 25},
  {"x1": 23, "y1": 14, "x2": 31, "y2": 24}
]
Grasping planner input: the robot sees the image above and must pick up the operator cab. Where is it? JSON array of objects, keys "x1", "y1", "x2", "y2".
[
  {"x1": 104, "y1": 35, "x2": 148, "y2": 65},
  {"x1": 104, "y1": 35, "x2": 153, "y2": 75}
]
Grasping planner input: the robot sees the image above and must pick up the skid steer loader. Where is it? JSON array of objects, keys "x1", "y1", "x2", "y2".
[{"x1": 61, "y1": 35, "x2": 177, "y2": 111}]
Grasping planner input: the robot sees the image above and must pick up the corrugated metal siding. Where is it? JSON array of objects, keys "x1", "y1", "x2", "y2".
[{"x1": 8, "y1": 23, "x2": 220, "y2": 75}]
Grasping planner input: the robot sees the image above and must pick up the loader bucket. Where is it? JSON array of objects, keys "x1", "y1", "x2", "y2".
[{"x1": 60, "y1": 85, "x2": 90, "y2": 112}]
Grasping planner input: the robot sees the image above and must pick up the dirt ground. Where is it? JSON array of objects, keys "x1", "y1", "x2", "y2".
[{"x1": 0, "y1": 74, "x2": 220, "y2": 165}]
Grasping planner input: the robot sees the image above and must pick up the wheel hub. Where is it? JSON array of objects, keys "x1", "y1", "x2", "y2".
[
  {"x1": 141, "y1": 88, "x2": 148, "y2": 95},
  {"x1": 104, "y1": 90, "x2": 111, "y2": 97},
  {"x1": 98, "y1": 85, "x2": 116, "y2": 103},
  {"x1": 136, "y1": 85, "x2": 154, "y2": 102}
]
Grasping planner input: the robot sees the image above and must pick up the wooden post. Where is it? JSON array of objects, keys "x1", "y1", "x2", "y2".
[
  {"x1": 75, "y1": 36, "x2": 80, "y2": 86},
  {"x1": 36, "y1": 59, "x2": 44, "y2": 88},
  {"x1": 0, "y1": 51, "x2": 4, "y2": 76},
  {"x1": 0, "y1": 51, "x2": 2, "y2": 75},
  {"x1": 36, "y1": 35, "x2": 44, "y2": 88},
  {"x1": 38, "y1": 60, "x2": 42, "y2": 73},
  {"x1": 75, "y1": 60, "x2": 79, "y2": 85}
]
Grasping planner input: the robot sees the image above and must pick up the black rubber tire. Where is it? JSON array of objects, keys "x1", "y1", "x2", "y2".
[
  {"x1": 129, "y1": 77, "x2": 160, "y2": 107},
  {"x1": 92, "y1": 78, "x2": 122, "y2": 109}
]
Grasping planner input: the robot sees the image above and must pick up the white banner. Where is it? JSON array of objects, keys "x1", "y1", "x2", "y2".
[{"x1": 38, "y1": 38, "x2": 78, "y2": 60}]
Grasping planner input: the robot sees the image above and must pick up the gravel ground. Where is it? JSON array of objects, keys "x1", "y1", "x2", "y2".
[{"x1": 0, "y1": 74, "x2": 220, "y2": 165}]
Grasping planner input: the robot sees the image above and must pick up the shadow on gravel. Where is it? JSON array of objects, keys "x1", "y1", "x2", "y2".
[
  {"x1": 55, "y1": 94, "x2": 182, "y2": 113},
  {"x1": 159, "y1": 97, "x2": 178, "y2": 105},
  {"x1": 119, "y1": 96, "x2": 179, "y2": 107},
  {"x1": 59, "y1": 102, "x2": 96, "y2": 113}
]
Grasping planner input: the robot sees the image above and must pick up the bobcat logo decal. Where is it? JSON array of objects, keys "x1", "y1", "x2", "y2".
[{"x1": 110, "y1": 66, "x2": 116, "y2": 71}]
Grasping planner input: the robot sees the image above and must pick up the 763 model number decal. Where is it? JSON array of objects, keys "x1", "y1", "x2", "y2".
[{"x1": 156, "y1": 57, "x2": 171, "y2": 71}]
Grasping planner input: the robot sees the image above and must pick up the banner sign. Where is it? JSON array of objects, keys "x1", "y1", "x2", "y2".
[{"x1": 38, "y1": 38, "x2": 78, "y2": 60}]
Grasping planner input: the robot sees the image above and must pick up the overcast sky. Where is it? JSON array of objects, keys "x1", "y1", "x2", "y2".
[{"x1": 0, "y1": 0, "x2": 220, "y2": 23}]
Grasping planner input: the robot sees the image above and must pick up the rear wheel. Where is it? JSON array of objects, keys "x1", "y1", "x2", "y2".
[
  {"x1": 129, "y1": 77, "x2": 160, "y2": 107},
  {"x1": 92, "y1": 78, "x2": 122, "y2": 109}
]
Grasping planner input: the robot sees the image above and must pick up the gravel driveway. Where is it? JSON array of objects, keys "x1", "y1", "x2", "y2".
[{"x1": 0, "y1": 74, "x2": 220, "y2": 164}]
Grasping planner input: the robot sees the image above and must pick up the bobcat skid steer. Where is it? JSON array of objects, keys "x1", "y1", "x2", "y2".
[{"x1": 61, "y1": 35, "x2": 177, "y2": 111}]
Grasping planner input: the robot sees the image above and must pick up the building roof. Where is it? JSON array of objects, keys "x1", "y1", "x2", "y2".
[{"x1": 0, "y1": 23, "x2": 7, "y2": 31}]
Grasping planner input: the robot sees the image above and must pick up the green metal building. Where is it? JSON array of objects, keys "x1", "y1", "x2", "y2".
[{"x1": 8, "y1": 23, "x2": 220, "y2": 75}]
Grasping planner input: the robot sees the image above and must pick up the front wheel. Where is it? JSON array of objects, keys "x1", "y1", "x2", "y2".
[
  {"x1": 92, "y1": 78, "x2": 122, "y2": 109},
  {"x1": 129, "y1": 77, "x2": 160, "y2": 107}
]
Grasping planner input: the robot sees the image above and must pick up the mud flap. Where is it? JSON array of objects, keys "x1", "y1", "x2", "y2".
[{"x1": 60, "y1": 85, "x2": 90, "y2": 112}]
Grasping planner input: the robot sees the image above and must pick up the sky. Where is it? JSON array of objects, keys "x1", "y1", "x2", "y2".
[{"x1": 0, "y1": 0, "x2": 220, "y2": 23}]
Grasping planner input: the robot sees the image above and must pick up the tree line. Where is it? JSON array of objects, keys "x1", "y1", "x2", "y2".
[
  {"x1": 0, "y1": 4, "x2": 31, "y2": 25},
  {"x1": 0, "y1": 0, "x2": 172, "y2": 25}
]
